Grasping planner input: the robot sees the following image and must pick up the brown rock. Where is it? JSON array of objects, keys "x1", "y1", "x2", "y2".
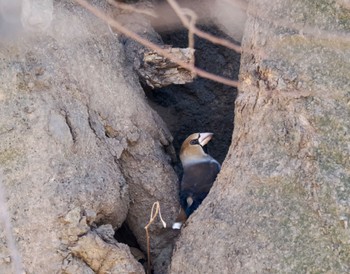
[
  {"x1": 0, "y1": 1, "x2": 178, "y2": 273},
  {"x1": 170, "y1": 0, "x2": 350, "y2": 273},
  {"x1": 69, "y1": 232, "x2": 144, "y2": 274}
]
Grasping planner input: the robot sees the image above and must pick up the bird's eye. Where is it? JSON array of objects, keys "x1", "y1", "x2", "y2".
[{"x1": 190, "y1": 139, "x2": 199, "y2": 145}]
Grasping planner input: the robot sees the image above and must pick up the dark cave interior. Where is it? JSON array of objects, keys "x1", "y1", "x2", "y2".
[
  {"x1": 145, "y1": 24, "x2": 240, "y2": 174},
  {"x1": 114, "y1": 4, "x2": 241, "y2": 272}
]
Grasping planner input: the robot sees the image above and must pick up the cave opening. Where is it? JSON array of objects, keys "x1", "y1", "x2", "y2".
[
  {"x1": 114, "y1": 2, "x2": 242, "y2": 272},
  {"x1": 144, "y1": 24, "x2": 240, "y2": 174}
]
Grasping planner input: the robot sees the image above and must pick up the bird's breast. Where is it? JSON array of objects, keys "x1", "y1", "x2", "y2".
[{"x1": 181, "y1": 159, "x2": 220, "y2": 194}]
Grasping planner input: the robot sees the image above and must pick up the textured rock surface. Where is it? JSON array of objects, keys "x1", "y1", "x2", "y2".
[
  {"x1": 0, "y1": 1, "x2": 178, "y2": 273},
  {"x1": 170, "y1": 0, "x2": 350, "y2": 273},
  {"x1": 66, "y1": 225, "x2": 145, "y2": 274}
]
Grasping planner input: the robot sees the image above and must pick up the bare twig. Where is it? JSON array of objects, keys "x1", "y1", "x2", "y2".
[
  {"x1": 166, "y1": 0, "x2": 242, "y2": 53},
  {"x1": 75, "y1": 0, "x2": 240, "y2": 88},
  {"x1": 181, "y1": 8, "x2": 197, "y2": 71},
  {"x1": 0, "y1": 170, "x2": 24, "y2": 274},
  {"x1": 184, "y1": 9, "x2": 196, "y2": 50},
  {"x1": 194, "y1": 26, "x2": 242, "y2": 53},
  {"x1": 165, "y1": 0, "x2": 191, "y2": 29},
  {"x1": 144, "y1": 201, "x2": 166, "y2": 274}
]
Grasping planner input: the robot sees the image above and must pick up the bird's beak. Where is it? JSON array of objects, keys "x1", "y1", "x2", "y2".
[{"x1": 198, "y1": 132, "x2": 213, "y2": 146}]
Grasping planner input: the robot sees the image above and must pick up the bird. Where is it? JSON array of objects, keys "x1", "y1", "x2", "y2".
[{"x1": 172, "y1": 132, "x2": 221, "y2": 229}]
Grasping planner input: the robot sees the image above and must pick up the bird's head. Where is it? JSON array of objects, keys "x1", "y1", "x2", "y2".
[{"x1": 179, "y1": 132, "x2": 214, "y2": 166}]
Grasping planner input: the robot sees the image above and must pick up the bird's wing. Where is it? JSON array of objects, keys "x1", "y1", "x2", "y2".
[{"x1": 180, "y1": 160, "x2": 220, "y2": 216}]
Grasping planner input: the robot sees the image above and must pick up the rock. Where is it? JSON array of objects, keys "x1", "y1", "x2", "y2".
[
  {"x1": 69, "y1": 232, "x2": 145, "y2": 274},
  {"x1": 60, "y1": 207, "x2": 91, "y2": 244},
  {"x1": 111, "y1": 6, "x2": 182, "y2": 273},
  {"x1": 95, "y1": 224, "x2": 116, "y2": 244},
  {"x1": 62, "y1": 256, "x2": 96, "y2": 274},
  {"x1": 139, "y1": 47, "x2": 196, "y2": 88},
  {"x1": 0, "y1": 1, "x2": 179, "y2": 273},
  {"x1": 170, "y1": 0, "x2": 350, "y2": 273}
]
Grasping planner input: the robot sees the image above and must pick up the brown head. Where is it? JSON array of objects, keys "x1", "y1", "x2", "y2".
[{"x1": 179, "y1": 132, "x2": 213, "y2": 166}]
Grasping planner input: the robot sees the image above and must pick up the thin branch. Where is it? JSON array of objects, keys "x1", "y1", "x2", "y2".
[
  {"x1": 182, "y1": 8, "x2": 197, "y2": 73},
  {"x1": 181, "y1": 8, "x2": 196, "y2": 49},
  {"x1": 194, "y1": 27, "x2": 242, "y2": 53},
  {"x1": 165, "y1": 0, "x2": 190, "y2": 28},
  {"x1": 166, "y1": 0, "x2": 242, "y2": 53},
  {"x1": 75, "y1": 0, "x2": 240, "y2": 88}
]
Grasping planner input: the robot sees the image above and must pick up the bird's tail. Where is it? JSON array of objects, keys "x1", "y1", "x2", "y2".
[
  {"x1": 172, "y1": 207, "x2": 187, "y2": 229},
  {"x1": 172, "y1": 196, "x2": 202, "y2": 229}
]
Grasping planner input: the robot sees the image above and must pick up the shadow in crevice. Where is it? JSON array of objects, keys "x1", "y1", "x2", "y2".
[
  {"x1": 144, "y1": 24, "x2": 240, "y2": 175},
  {"x1": 114, "y1": 222, "x2": 148, "y2": 269}
]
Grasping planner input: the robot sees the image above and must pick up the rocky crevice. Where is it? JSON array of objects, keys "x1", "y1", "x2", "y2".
[
  {"x1": 0, "y1": 1, "x2": 243, "y2": 274},
  {"x1": 115, "y1": 5, "x2": 241, "y2": 274}
]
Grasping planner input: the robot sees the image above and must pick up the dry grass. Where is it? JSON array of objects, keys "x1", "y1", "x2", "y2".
[{"x1": 144, "y1": 201, "x2": 167, "y2": 274}]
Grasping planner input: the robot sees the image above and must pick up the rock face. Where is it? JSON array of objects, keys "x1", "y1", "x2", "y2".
[
  {"x1": 170, "y1": 0, "x2": 350, "y2": 273},
  {"x1": 3, "y1": 0, "x2": 349, "y2": 273},
  {"x1": 66, "y1": 224, "x2": 145, "y2": 274},
  {"x1": 0, "y1": 1, "x2": 178, "y2": 273}
]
